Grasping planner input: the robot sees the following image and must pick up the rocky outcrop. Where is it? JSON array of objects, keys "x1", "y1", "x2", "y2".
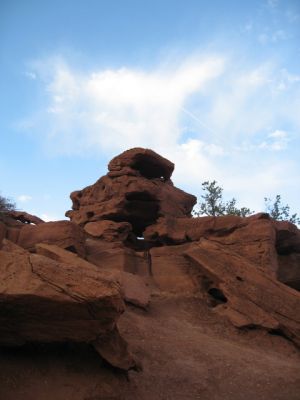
[
  {"x1": 7, "y1": 210, "x2": 45, "y2": 225},
  {"x1": 144, "y1": 214, "x2": 279, "y2": 275},
  {"x1": 185, "y1": 239, "x2": 300, "y2": 347},
  {"x1": 1, "y1": 146, "x2": 300, "y2": 389},
  {"x1": 66, "y1": 148, "x2": 196, "y2": 236},
  {"x1": 84, "y1": 220, "x2": 132, "y2": 242},
  {"x1": 0, "y1": 240, "x2": 136, "y2": 370},
  {"x1": 0, "y1": 212, "x2": 24, "y2": 243},
  {"x1": 36, "y1": 243, "x2": 150, "y2": 309},
  {"x1": 108, "y1": 147, "x2": 174, "y2": 180},
  {"x1": 17, "y1": 220, "x2": 86, "y2": 258}
]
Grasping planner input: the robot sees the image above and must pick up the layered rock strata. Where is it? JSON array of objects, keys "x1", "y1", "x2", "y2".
[
  {"x1": 0, "y1": 146, "x2": 300, "y2": 375},
  {"x1": 66, "y1": 147, "x2": 196, "y2": 236},
  {"x1": 0, "y1": 240, "x2": 136, "y2": 370}
]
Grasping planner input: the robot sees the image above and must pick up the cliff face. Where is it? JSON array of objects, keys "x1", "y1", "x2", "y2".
[{"x1": 1, "y1": 148, "x2": 300, "y2": 400}]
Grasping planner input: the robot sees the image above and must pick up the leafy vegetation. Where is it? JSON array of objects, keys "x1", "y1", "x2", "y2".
[
  {"x1": 193, "y1": 180, "x2": 299, "y2": 224},
  {"x1": 264, "y1": 195, "x2": 300, "y2": 225},
  {"x1": 193, "y1": 180, "x2": 253, "y2": 217},
  {"x1": 0, "y1": 194, "x2": 16, "y2": 213}
]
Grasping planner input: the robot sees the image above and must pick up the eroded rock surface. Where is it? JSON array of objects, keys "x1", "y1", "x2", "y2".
[
  {"x1": 0, "y1": 240, "x2": 136, "y2": 370},
  {"x1": 108, "y1": 147, "x2": 174, "y2": 180},
  {"x1": 17, "y1": 220, "x2": 86, "y2": 258},
  {"x1": 7, "y1": 210, "x2": 45, "y2": 225},
  {"x1": 1, "y1": 147, "x2": 300, "y2": 399},
  {"x1": 185, "y1": 239, "x2": 300, "y2": 347},
  {"x1": 66, "y1": 148, "x2": 196, "y2": 236}
]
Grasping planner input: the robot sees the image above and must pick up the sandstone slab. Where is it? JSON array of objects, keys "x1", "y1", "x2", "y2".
[
  {"x1": 84, "y1": 220, "x2": 132, "y2": 242},
  {"x1": 0, "y1": 240, "x2": 136, "y2": 370},
  {"x1": 145, "y1": 215, "x2": 279, "y2": 276},
  {"x1": 7, "y1": 211, "x2": 45, "y2": 225},
  {"x1": 17, "y1": 220, "x2": 86, "y2": 257},
  {"x1": 184, "y1": 239, "x2": 300, "y2": 347},
  {"x1": 36, "y1": 243, "x2": 150, "y2": 309}
]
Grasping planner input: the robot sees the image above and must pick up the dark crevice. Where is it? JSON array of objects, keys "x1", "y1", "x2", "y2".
[
  {"x1": 65, "y1": 245, "x2": 77, "y2": 254},
  {"x1": 208, "y1": 288, "x2": 228, "y2": 307},
  {"x1": 123, "y1": 192, "x2": 160, "y2": 236},
  {"x1": 131, "y1": 155, "x2": 169, "y2": 180},
  {"x1": 236, "y1": 276, "x2": 244, "y2": 282},
  {"x1": 125, "y1": 192, "x2": 156, "y2": 202},
  {"x1": 268, "y1": 328, "x2": 287, "y2": 338}
]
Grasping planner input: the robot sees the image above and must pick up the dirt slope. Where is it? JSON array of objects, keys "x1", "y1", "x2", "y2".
[{"x1": 1, "y1": 294, "x2": 299, "y2": 400}]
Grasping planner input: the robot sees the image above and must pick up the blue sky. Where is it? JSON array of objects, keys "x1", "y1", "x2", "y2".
[{"x1": 1, "y1": 0, "x2": 299, "y2": 221}]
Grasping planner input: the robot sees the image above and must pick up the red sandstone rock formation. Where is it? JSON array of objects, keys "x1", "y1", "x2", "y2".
[
  {"x1": 7, "y1": 210, "x2": 45, "y2": 225},
  {"x1": 1, "y1": 147, "x2": 300, "y2": 399},
  {"x1": 66, "y1": 148, "x2": 196, "y2": 236},
  {"x1": 0, "y1": 239, "x2": 136, "y2": 370}
]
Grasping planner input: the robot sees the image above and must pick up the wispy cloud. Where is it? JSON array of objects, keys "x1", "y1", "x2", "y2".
[
  {"x1": 26, "y1": 55, "x2": 224, "y2": 154},
  {"x1": 259, "y1": 129, "x2": 289, "y2": 151},
  {"x1": 20, "y1": 53, "x2": 300, "y2": 212}
]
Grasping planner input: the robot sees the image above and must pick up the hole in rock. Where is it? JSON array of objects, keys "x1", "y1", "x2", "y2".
[
  {"x1": 125, "y1": 234, "x2": 154, "y2": 251},
  {"x1": 125, "y1": 192, "x2": 156, "y2": 202},
  {"x1": 275, "y1": 230, "x2": 297, "y2": 255},
  {"x1": 131, "y1": 154, "x2": 169, "y2": 179},
  {"x1": 86, "y1": 211, "x2": 95, "y2": 218},
  {"x1": 65, "y1": 245, "x2": 77, "y2": 254},
  {"x1": 236, "y1": 276, "x2": 244, "y2": 282},
  {"x1": 276, "y1": 253, "x2": 300, "y2": 292},
  {"x1": 208, "y1": 288, "x2": 228, "y2": 306},
  {"x1": 124, "y1": 191, "x2": 160, "y2": 236},
  {"x1": 268, "y1": 328, "x2": 286, "y2": 338}
]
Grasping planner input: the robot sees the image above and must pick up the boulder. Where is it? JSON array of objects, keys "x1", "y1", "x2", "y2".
[
  {"x1": 150, "y1": 243, "x2": 199, "y2": 294},
  {"x1": 84, "y1": 220, "x2": 132, "y2": 242},
  {"x1": 0, "y1": 213, "x2": 23, "y2": 243},
  {"x1": 7, "y1": 211, "x2": 44, "y2": 225},
  {"x1": 66, "y1": 148, "x2": 196, "y2": 236},
  {"x1": 36, "y1": 243, "x2": 150, "y2": 309},
  {"x1": 0, "y1": 240, "x2": 136, "y2": 370},
  {"x1": 274, "y1": 220, "x2": 300, "y2": 254},
  {"x1": 118, "y1": 271, "x2": 150, "y2": 309},
  {"x1": 184, "y1": 239, "x2": 300, "y2": 347},
  {"x1": 145, "y1": 214, "x2": 278, "y2": 275},
  {"x1": 277, "y1": 253, "x2": 300, "y2": 291},
  {"x1": 85, "y1": 238, "x2": 150, "y2": 277},
  {"x1": 17, "y1": 220, "x2": 86, "y2": 257},
  {"x1": 108, "y1": 147, "x2": 174, "y2": 180}
]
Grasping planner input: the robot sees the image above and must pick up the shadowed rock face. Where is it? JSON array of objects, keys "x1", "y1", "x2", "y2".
[
  {"x1": 1, "y1": 146, "x2": 300, "y2": 394},
  {"x1": 0, "y1": 240, "x2": 136, "y2": 370},
  {"x1": 108, "y1": 147, "x2": 175, "y2": 180},
  {"x1": 66, "y1": 148, "x2": 196, "y2": 236}
]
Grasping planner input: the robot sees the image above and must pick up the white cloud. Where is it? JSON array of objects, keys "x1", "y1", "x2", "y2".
[
  {"x1": 32, "y1": 56, "x2": 224, "y2": 153},
  {"x1": 21, "y1": 54, "x2": 300, "y2": 213},
  {"x1": 259, "y1": 130, "x2": 289, "y2": 151},
  {"x1": 268, "y1": 129, "x2": 287, "y2": 139},
  {"x1": 17, "y1": 195, "x2": 32, "y2": 203}
]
